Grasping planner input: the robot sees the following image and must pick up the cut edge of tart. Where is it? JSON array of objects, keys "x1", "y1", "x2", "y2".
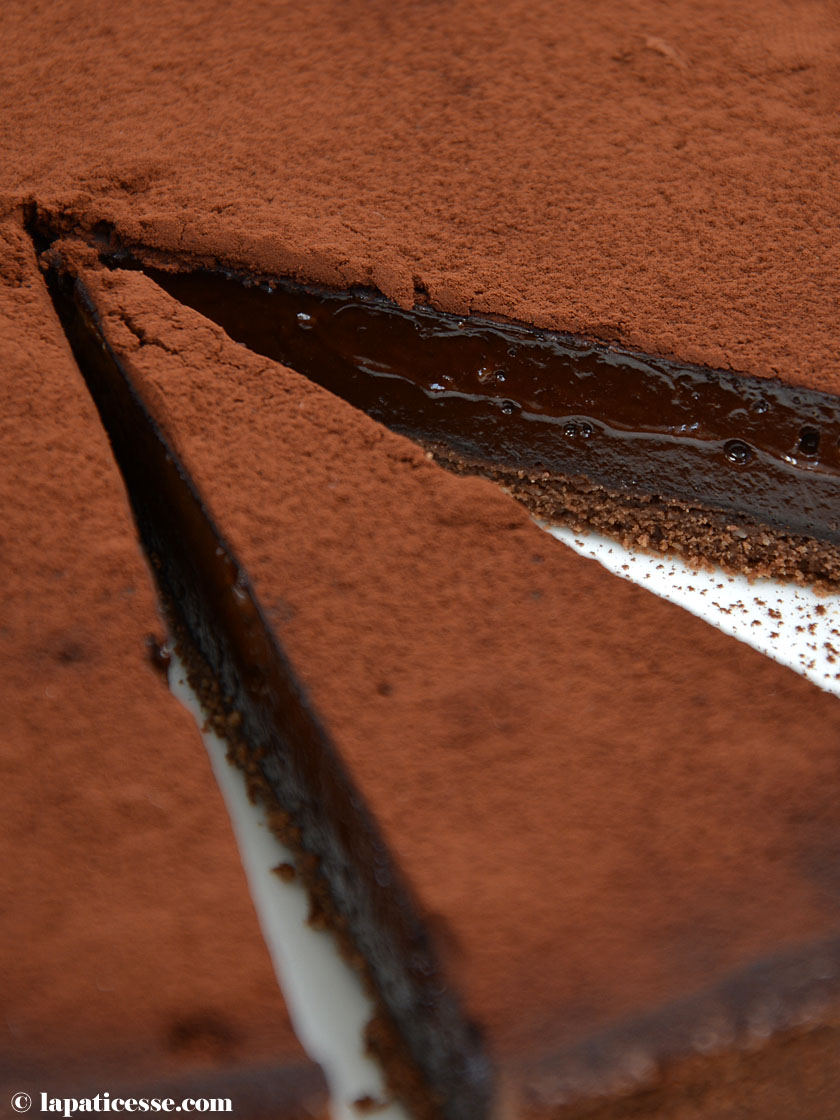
[{"x1": 30, "y1": 206, "x2": 840, "y2": 591}]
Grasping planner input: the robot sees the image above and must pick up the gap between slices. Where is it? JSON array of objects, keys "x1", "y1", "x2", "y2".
[
  {"x1": 144, "y1": 268, "x2": 840, "y2": 590},
  {"x1": 29, "y1": 206, "x2": 840, "y2": 590}
]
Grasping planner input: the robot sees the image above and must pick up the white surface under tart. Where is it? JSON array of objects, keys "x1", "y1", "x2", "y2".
[
  {"x1": 548, "y1": 526, "x2": 840, "y2": 700},
  {"x1": 169, "y1": 660, "x2": 409, "y2": 1120},
  {"x1": 171, "y1": 526, "x2": 840, "y2": 1118}
]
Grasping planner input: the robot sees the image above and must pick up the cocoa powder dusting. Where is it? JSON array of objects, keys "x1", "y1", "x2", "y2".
[
  {"x1": 0, "y1": 217, "x2": 326, "y2": 1112},
  {"x1": 3, "y1": 1, "x2": 840, "y2": 1114},
  {"x1": 2, "y1": 1, "x2": 840, "y2": 389}
]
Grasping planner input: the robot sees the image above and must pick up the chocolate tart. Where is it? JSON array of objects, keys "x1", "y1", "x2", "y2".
[
  {"x1": 5, "y1": 2, "x2": 840, "y2": 1116},
  {"x1": 41, "y1": 247, "x2": 840, "y2": 1120},
  {"x1": 0, "y1": 218, "x2": 327, "y2": 1119}
]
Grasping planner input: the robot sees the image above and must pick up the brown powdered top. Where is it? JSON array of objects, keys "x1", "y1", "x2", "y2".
[
  {"x1": 2, "y1": 1, "x2": 840, "y2": 391},
  {"x1": 85, "y1": 261, "x2": 840, "y2": 1112},
  {"x1": 0, "y1": 216, "x2": 326, "y2": 1116}
]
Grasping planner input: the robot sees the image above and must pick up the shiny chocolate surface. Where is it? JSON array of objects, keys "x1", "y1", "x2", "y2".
[{"x1": 148, "y1": 268, "x2": 840, "y2": 544}]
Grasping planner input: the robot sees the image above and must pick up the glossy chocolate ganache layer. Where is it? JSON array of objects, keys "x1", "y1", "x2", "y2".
[{"x1": 131, "y1": 264, "x2": 840, "y2": 584}]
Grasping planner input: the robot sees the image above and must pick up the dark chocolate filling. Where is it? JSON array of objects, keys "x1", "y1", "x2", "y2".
[
  {"x1": 135, "y1": 267, "x2": 840, "y2": 545},
  {"x1": 42, "y1": 257, "x2": 491, "y2": 1120}
]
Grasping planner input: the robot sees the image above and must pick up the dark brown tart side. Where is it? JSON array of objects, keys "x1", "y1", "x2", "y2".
[
  {"x1": 153, "y1": 266, "x2": 840, "y2": 587},
  {"x1": 45, "y1": 247, "x2": 840, "y2": 1120},
  {"x1": 0, "y1": 215, "x2": 328, "y2": 1117},
  {"x1": 36, "y1": 217, "x2": 837, "y2": 586},
  {"x1": 80, "y1": 240, "x2": 840, "y2": 587}
]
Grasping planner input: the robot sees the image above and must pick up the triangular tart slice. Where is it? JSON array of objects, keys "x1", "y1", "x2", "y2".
[{"x1": 45, "y1": 244, "x2": 840, "y2": 1120}]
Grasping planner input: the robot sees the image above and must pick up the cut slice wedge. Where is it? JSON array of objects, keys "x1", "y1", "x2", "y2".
[{"x1": 43, "y1": 242, "x2": 840, "y2": 1120}]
